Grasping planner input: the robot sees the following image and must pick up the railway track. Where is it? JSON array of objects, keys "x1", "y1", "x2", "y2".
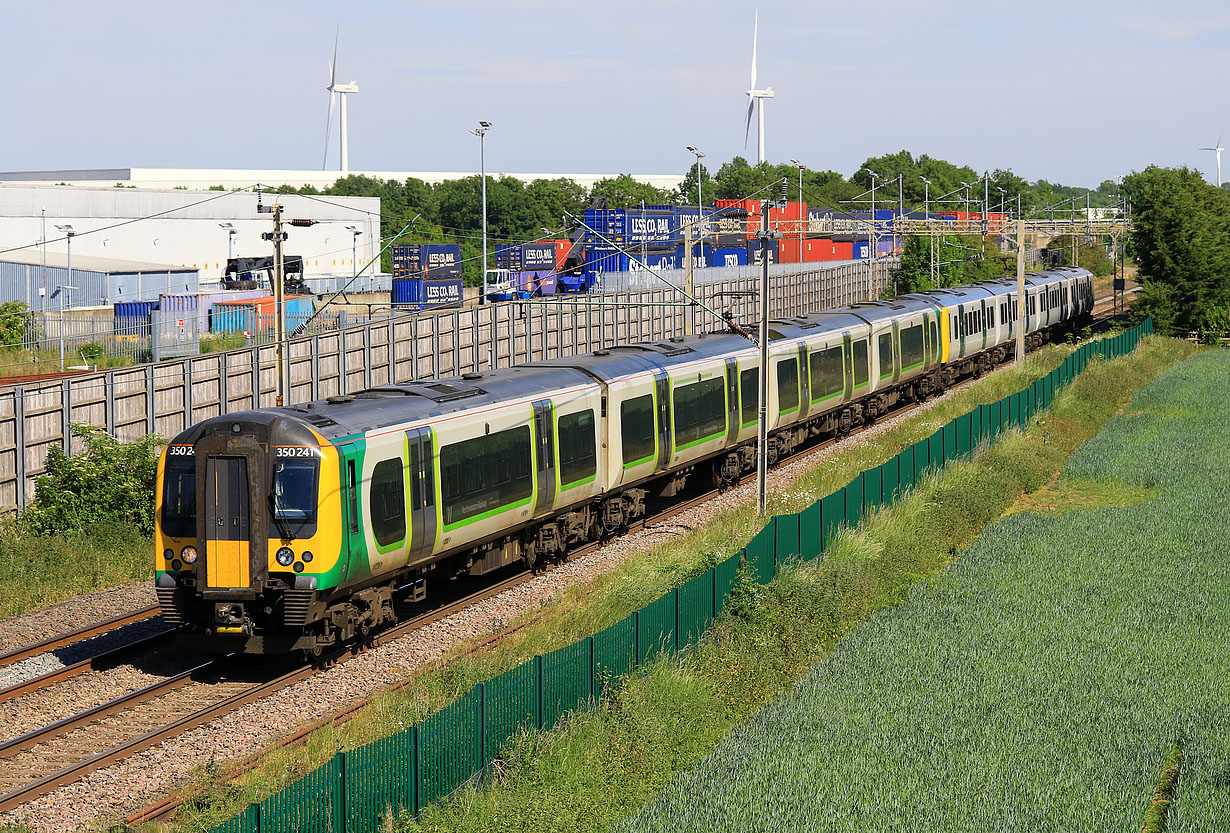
[
  {"x1": 0, "y1": 605, "x2": 162, "y2": 672},
  {"x1": 8, "y1": 309, "x2": 1139, "y2": 821}
]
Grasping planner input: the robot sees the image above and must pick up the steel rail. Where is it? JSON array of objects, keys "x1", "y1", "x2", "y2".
[
  {"x1": 0, "y1": 629, "x2": 175, "y2": 706},
  {"x1": 0, "y1": 605, "x2": 161, "y2": 670},
  {"x1": 112, "y1": 304, "x2": 1134, "y2": 824}
]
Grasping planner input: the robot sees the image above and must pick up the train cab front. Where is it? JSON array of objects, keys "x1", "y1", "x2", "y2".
[{"x1": 154, "y1": 411, "x2": 343, "y2": 655}]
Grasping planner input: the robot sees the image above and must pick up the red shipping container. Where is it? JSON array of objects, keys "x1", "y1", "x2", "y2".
[
  {"x1": 769, "y1": 201, "x2": 807, "y2": 236},
  {"x1": 782, "y1": 237, "x2": 834, "y2": 262},
  {"x1": 550, "y1": 239, "x2": 572, "y2": 268}
]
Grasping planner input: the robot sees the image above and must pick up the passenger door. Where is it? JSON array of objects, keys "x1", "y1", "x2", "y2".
[
  {"x1": 532, "y1": 400, "x2": 557, "y2": 515},
  {"x1": 654, "y1": 372, "x2": 672, "y2": 471},
  {"x1": 405, "y1": 428, "x2": 437, "y2": 564},
  {"x1": 204, "y1": 456, "x2": 250, "y2": 589}
]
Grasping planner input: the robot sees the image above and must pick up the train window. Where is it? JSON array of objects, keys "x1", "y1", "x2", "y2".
[
  {"x1": 777, "y1": 358, "x2": 799, "y2": 413},
  {"x1": 809, "y1": 345, "x2": 844, "y2": 401},
  {"x1": 272, "y1": 458, "x2": 319, "y2": 539},
  {"x1": 621, "y1": 394, "x2": 656, "y2": 466},
  {"x1": 988, "y1": 307, "x2": 996, "y2": 328},
  {"x1": 674, "y1": 377, "x2": 726, "y2": 448},
  {"x1": 161, "y1": 457, "x2": 196, "y2": 539},
  {"x1": 740, "y1": 367, "x2": 758, "y2": 426},
  {"x1": 929, "y1": 319, "x2": 939, "y2": 361},
  {"x1": 878, "y1": 332, "x2": 894, "y2": 379},
  {"x1": 900, "y1": 325, "x2": 924, "y2": 370},
  {"x1": 852, "y1": 339, "x2": 869, "y2": 387},
  {"x1": 558, "y1": 409, "x2": 597, "y2": 488},
  {"x1": 440, "y1": 426, "x2": 533, "y2": 527},
  {"x1": 369, "y1": 458, "x2": 406, "y2": 548}
]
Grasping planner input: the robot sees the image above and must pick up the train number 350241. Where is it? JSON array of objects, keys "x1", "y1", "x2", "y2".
[{"x1": 276, "y1": 446, "x2": 321, "y2": 458}]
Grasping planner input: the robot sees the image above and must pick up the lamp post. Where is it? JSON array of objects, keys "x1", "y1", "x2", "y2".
[
  {"x1": 219, "y1": 222, "x2": 237, "y2": 261},
  {"x1": 866, "y1": 169, "x2": 881, "y2": 278},
  {"x1": 685, "y1": 146, "x2": 705, "y2": 212},
  {"x1": 790, "y1": 159, "x2": 805, "y2": 258},
  {"x1": 346, "y1": 225, "x2": 362, "y2": 280},
  {"x1": 471, "y1": 120, "x2": 492, "y2": 303},
  {"x1": 54, "y1": 224, "x2": 75, "y2": 371}
]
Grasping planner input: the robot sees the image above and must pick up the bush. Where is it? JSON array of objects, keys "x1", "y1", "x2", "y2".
[
  {"x1": 22, "y1": 423, "x2": 163, "y2": 536},
  {"x1": 0, "y1": 300, "x2": 30, "y2": 347}
]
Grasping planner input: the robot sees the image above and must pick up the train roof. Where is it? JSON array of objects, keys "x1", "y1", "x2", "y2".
[
  {"x1": 283, "y1": 363, "x2": 597, "y2": 440},
  {"x1": 538, "y1": 331, "x2": 753, "y2": 380}
]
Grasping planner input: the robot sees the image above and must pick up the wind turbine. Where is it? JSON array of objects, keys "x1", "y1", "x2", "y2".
[
  {"x1": 1199, "y1": 134, "x2": 1224, "y2": 187},
  {"x1": 323, "y1": 27, "x2": 360, "y2": 173},
  {"x1": 744, "y1": 10, "x2": 774, "y2": 165}
]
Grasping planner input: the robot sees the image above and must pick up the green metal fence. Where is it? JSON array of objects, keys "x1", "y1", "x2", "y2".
[{"x1": 206, "y1": 319, "x2": 1152, "y2": 833}]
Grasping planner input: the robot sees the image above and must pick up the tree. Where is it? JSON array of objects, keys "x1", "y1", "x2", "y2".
[
  {"x1": 1123, "y1": 165, "x2": 1230, "y2": 335},
  {"x1": 23, "y1": 424, "x2": 163, "y2": 536},
  {"x1": 589, "y1": 174, "x2": 675, "y2": 209},
  {"x1": 0, "y1": 301, "x2": 30, "y2": 347}
]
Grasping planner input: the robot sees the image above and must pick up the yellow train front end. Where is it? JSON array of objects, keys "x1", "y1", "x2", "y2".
[{"x1": 154, "y1": 411, "x2": 345, "y2": 654}]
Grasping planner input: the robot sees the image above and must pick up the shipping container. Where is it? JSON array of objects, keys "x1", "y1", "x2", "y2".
[
  {"x1": 769, "y1": 202, "x2": 808, "y2": 236},
  {"x1": 584, "y1": 207, "x2": 678, "y2": 246},
  {"x1": 210, "y1": 295, "x2": 315, "y2": 333},
  {"x1": 113, "y1": 300, "x2": 160, "y2": 337},
  {"x1": 391, "y1": 244, "x2": 463, "y2": 278},
  {"x1": 747, "y1": 238, "x2": 780, "y2": 265},
  {"x1": 852, "y1": 239, "x2": 871, "y2": 260},
  {"x1": 707, "y1": 247, "x2": 748, "y2": 268},
  {"x1": 675, "y1": 242, "x2": 711, "y2": 270},
  {"x1": 392, "y1": 278, "x2": 464, "y2": 310},
  {"x1": 631, "y1": 250, "x2": 679, "y2": 272},
  {"x1": 159, "y1": 290, "x2": 267, "y2": 334}
]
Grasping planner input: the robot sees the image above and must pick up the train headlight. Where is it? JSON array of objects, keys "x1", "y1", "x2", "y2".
[
  {"x1": 301, "y1": 551, "x2": 314, "y2": 563},
  {"x1": 276, "y1": 547, "x2": 294, "y2": 567},
  {"x1": 163, "y1": 549, "x2": 174, "y2": 561},
  {"x1": 181, "y1": 546, "x2": 198, "y2": 564}
]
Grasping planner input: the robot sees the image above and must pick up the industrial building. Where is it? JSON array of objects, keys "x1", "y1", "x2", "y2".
[
  {"x1": 0, "y1": 183, "x2": 382, "y2": 306},
  {"x1": 0, "y1": 167, "x2": 687, "y2": 192},
  {"x1": 0, "y1": 249, "x2": 198, "y2": 312}
]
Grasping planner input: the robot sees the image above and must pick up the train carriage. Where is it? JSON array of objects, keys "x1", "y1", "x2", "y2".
[{"x1": 156, "y1": 267, "x2": 1095, "y2": 657}]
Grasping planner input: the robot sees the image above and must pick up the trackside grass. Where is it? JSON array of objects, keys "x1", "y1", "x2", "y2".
[
  {"x1": 0, "y1": 523, "x2": 150, "y2": 619},
  {"x1": 621, "y1": 346, "x2": 1229, "y2": 832},
  {"x1": 158, "y1": 334, "x2": 1166, "y2": 833},
  {"x1": 389, "y1": 337, "x2": 1194, "y2": 833}
]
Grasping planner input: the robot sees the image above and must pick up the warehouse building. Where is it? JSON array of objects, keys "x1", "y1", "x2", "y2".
[
  {"x1": 0, "y1": 183, "x2": 383, "y2": 304},
  {"x1": 0, "y1": 249, "x2": 199, "y2": 312},
  {"x1": 0, "y1": 167, "x2": 686, "y2": 192}
]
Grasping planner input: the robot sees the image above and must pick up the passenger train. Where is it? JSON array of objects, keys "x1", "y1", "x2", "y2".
[{"x1": 155, "y1": 267, "x2": 1095, "y2": 657}]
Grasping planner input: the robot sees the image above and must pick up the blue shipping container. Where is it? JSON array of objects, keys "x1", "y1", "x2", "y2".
[
  {"x1": 113, "y1": 300, "x2": 160, "y2": 337},
  {"x1": 747, "y1": 238, "x2": 779, "y2": 265},
  {"x1": 585, "y1": 207, "x2": 678, "y2": 246},
  {"x1": 852, "y1": 240, "x2": 870, "y2": 259},
  {"x1": 707, "y1": 247, "x2": 748, "y2": 268},
  {"x1": 675, "y1": 242, "x2": 711, "y2": 269},
  {"x1": 393, "y1": 278, "x2": 464, "y2": 309},
  {"x1": 392, "y1": 244, "x2": 463, "y2": 278},
  {"x1": 585, "y1": 247, "x2": 630, "y2": 273}
]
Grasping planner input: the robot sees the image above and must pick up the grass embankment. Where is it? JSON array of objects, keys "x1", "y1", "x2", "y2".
[
  {"x1": 162, "y1": 341, "x2": 1112, "y2": 831},
  {"x1": 398, "y1": 336, "x2": 1192, "y2": 833},
  {"x1": 622, "y1": 346, "x2": 1228, "y2": 832},
  {"x1": 0, "y1": 523, "x2": 150, "y2": 619}
]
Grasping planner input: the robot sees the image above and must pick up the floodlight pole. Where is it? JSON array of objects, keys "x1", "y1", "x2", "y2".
[
  {"x1": 472, "y1": 121, "x2": 492, "y2": 303},
  {"x1": 1016, "y1": 216, "x2": 1026, "y2": 365},
  {"x1": 757, "y1": 203, "x2": 771, "y2": 516},
  {"x1": 756, "y1": 179, "x2": 787, "y2": 515}
]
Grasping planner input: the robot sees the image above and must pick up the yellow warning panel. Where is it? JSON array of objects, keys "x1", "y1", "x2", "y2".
[{"x1": 207, "y1": 539, "x2": 250, "y2": 588}]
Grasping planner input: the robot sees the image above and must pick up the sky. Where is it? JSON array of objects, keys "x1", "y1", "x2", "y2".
[{"x1": 3, "y1": 0, "x2": 1229, "y2": 188}]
